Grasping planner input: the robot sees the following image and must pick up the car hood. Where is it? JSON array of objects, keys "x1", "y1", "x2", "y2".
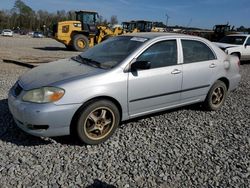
[
  {"x1": 19, "y1": 58, "x2": 101, "y2": 90},
  {"x1": 214, "y1": 42, "x2": 240, "y2": 49}
]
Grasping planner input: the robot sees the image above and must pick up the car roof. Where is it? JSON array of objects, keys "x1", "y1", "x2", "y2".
[{"x1": 123, "y1": 32, "x2": 202, "y2": 40}]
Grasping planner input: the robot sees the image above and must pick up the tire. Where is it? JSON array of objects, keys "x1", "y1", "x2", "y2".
[
  {"x1": 203, "y1": 80, "x2": 227, "y2": 111},
  {"x1": 76, "y1": 100, "x2": 120, "y2": 145},
  {"x1": 72, "y1": 34, "x2": 89, "y2": 52}
]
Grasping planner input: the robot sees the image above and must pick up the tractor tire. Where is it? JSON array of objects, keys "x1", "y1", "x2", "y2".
[{"x1": 72, "y1": 34, "x2": 89, "y2": 52}]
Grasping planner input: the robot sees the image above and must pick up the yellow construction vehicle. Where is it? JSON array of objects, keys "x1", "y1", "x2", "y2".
[
  {"x1": 52, "y1": 10, "x2": 123, "y2": 51},
  {"x1": 122, "y1": 20, "x2": 162, "y2": 33},
  {"x1": 122, "y1": 21, "x2": 138, "y2": 33}
]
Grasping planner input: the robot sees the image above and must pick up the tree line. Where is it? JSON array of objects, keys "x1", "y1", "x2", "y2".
[
  {"x1": 0, "y1": 0, "x2": 118, "y2": 33},
  {"x1": 0, "y1": 0, "x2": 249, "y2": 34}
]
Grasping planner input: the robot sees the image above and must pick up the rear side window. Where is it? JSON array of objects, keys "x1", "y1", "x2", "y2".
[
  {"x1": 137, "y1": 40, "x2": 177, "y2": 69},
  {"x1": 182, "y1": 40, "x2": 216, "y2": 63}
]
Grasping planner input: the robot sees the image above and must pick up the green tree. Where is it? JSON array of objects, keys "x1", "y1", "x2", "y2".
[
  {"x1": 110, "y1": 15, "x2": 118, "y2": 26},
  {"x1": 12, "y1": 0, "x2": 34, "y2": 29}
]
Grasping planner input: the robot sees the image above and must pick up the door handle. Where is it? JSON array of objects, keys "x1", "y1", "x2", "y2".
[
  {"x1": 171, "y1": 69, "x2": 182, "y2": 74},
  {"x1": 209, "y1": 63, "x2": 216, "y2": 68}
]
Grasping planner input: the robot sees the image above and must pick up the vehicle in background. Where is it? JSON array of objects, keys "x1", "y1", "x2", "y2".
[
  {"x1": 52, "y1": 10, "x2": 123, "y2": 51},
  {"x1": 28, "y1": 31, "x2": 34, "y2": 36},
  {"x1": 214, "y1": 34, "x2": 250, "y2": 61},
  {"x1": 211, "y1": 24, "x2": 234, "y2": 41},
  {"x1": 8, "y1": 33, "x2": 241, "y2": 145},
  {"x1": 122, "y1": 20, "x2": 164, "y2": 33},
  {"x1": 1, "y1": 29, "x2": 13, "y2": 37},
  {"x1": 33, "y1": 31, "x2": 44, "y2": 38}
]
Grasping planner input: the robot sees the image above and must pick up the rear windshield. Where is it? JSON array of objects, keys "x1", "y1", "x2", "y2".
[{"x1": 219, "y1": 36, "x2": 246, "y2": 45}]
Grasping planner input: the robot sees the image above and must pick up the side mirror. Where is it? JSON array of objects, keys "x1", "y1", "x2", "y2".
[
  {"x1": 131, "y1": 61, "x2": 151, "y2": 71},
  {"x1": 244, "y1": 43, "x2": 250, "y2": 48}
]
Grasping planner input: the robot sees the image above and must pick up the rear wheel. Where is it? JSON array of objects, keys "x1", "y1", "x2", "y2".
[
  {"x1": 76, "y1": 100, "x2": 120, "y2": 145},
  {"x1": 72, "y1": 34, "x2": 89, "y2": 52},
  {"x1": 203, "y1": 80, "x2": 227, "y2": 111}
]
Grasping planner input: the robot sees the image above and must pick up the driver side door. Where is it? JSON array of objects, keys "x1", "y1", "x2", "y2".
[{"x1": 128, "y1": 39, "x2": 183, "y2": 117}]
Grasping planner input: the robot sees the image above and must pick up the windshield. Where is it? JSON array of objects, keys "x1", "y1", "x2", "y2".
[
  {"x1": 219, "y1": 36, "x2": 247, "y2": 45},
  {"x1": 77, "y1": 36, "x2": 148, "y2": 69}
]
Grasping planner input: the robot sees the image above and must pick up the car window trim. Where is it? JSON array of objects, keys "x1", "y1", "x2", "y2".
[
  {"x1": 180, "y1": 38, "x2": 218, "y2": 64},
  {"x1": 129, "y1": 38, "x2": 179, "y2": 71}
]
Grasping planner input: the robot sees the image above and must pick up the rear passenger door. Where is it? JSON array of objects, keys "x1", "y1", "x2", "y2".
[{"x1": 180, "y1": 39, "x2": 218, "y2": 102}]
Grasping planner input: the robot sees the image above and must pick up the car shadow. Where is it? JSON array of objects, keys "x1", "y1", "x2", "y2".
[
  {"x1": 241, "y1": 60, "x2": 250, "y2": 65},
  {"x1": 33, "y1": 47, "x2": 70, "y2": 51},
  {"x1": 0, "y1": 98, "x2": 82, "y2": 146},
  {"x1": 0, "y1": 98, "x2": 203, "y2": 147},
  {"x1": 86, "y1": 179, "x2": 116, "y2": 188}
]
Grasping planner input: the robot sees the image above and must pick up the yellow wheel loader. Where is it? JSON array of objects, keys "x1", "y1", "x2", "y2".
[
  {"x1": 52, "y1": 11, "x2": 123, "y2": 51},
  {"x1": 122, "y1": 20, "x2": 156, "y2": 33}
]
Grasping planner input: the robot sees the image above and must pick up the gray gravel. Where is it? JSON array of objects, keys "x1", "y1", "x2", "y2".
[
  {"x1": 0, "y1": 35, "x2": 80, "y2": 63},
  {"x1": 0, "y1": 60, "x2": 250, "y2": 188}
]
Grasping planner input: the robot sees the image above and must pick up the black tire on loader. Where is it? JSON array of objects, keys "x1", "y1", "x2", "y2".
[{"x1": 72, "y1": 34, "x2": 89, "y2": 52}]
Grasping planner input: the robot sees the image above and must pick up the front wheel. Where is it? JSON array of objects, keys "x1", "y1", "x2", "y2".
[
  {"x1": 203, "y1": 80, "x2": 227, "y2": 111},
  {"x1": 72, "y1": 34, "x2": 89, "y2": 52},
  {"x1": 76, "y1": 100, "x2": 120, "y2": 145}
]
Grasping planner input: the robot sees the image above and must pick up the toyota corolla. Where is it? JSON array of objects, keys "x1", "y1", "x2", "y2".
[{"x1": 8, "y1": 33, "x2": 241, "y2": 145}]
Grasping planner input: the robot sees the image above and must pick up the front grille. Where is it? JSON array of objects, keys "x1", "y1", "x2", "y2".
[{"x1": 13, "y1": 82, "x2": 23, "y2": 97}]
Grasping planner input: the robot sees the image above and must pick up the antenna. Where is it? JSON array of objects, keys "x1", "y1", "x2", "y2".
[
  {"x1": 186, "y1": 18, "x2": 192, "y2": 28},
  {"x1": 165, "y1": 12, "x2": 170, "y2": 28}
]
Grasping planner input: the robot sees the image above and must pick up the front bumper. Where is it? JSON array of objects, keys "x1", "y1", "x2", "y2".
[{"x1": 8, "y1": 92, "x2": 82, "y2": 137}]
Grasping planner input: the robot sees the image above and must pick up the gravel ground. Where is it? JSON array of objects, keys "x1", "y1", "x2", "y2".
[
  {"x1": 0, "y1": 35, "x2": 80, "y2": 63},
  {"x1": 0, "y1": 42, "x2": 250, "y2": 186}
]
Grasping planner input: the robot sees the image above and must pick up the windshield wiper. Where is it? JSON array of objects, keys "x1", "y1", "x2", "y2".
[{"x1": 73, "y1": 55, "x2": 111, "y2": 69}]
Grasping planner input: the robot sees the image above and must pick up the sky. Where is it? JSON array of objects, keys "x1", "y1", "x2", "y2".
[{"x1": 0, "y1": 0, "x2": 249, "y2": 29}]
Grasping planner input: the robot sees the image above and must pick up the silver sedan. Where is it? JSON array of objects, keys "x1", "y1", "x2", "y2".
[{"x1": 8, "y1": 33, "x2": 241, "y2": 144}]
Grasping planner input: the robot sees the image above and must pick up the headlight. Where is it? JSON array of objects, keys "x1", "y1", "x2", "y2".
[{"x1": 22, "y1": 87, "x2": 65, "y2": 103}]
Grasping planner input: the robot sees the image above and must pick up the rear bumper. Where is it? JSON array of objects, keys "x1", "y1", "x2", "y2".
[{"x1": 229, "y1": 74, "x2": 241, "y2": 91}]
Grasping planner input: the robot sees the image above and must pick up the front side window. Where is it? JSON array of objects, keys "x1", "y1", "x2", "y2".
[
  {"x1": 137, "y1": 40, "x2": 177, "y2": 69},
  {"x1": 182, "y1": 40, "x2": 216, "y2": 63}
]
